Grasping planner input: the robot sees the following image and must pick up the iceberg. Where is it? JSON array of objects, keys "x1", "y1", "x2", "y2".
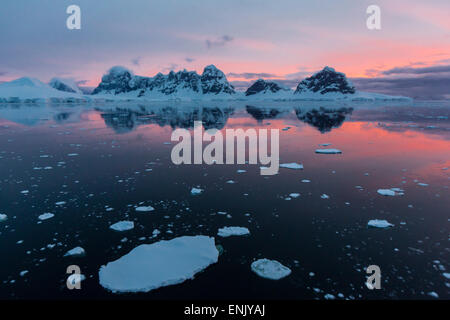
[
  {"x1": 99, "y1": 236, "x2": 218, "y2": 293},
  {"x1": 217, "y1": 226, "x2": 250, "y2": 237},
  {"x1": 251, "y1": 259, "x2": 291, "y2": 280}
]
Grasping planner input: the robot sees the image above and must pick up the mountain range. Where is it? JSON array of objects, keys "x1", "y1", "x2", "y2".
[{"x1": 0, "y1": 65, "x2": 412, "y2": 103}]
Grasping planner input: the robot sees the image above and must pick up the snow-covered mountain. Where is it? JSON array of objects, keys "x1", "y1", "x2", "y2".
[
  {"x1": 295, "y1": 66, "x2": 356, "y2": 95},
  {"x1": 49, "y1": 78, "x2": 83, "y2": 94},
  {"x1": 0, "y1": 65, "x2": 412, "y2": 103},
  {"x1": 92, "y1": 65, "x2": 236, "y2": 99},
  {"x1": 0, "y1": 77, "x2": 87, "y2": 103},
  {"x1": 245, "y1": 79, "x2": 292, "y2": 98},
  {"x1": 291, "y1": 67, "x2": 410, "y2": 101}
]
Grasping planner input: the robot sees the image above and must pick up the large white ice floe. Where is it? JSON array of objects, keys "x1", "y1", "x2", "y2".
[
  {"x1": 280, "y1": 163, "x2": 303, "y2": 170},
  {"x1": 217, "y1": 226, "x2": 250, "y2": 237},
  {"x1": 251, "y1": 259, "x2": 291, "y2": 280},
  {"x1": 98, "y1": 235, "x2": 219, "y2": 293},
  {"x1": 38, "y1": 213, "x2": 54, "y2": 221},
  {"x1": 315, "y1": 148, "x2": 342, "y2": 154},
  {"x1": 367, "y1": 219, "x2": 394, "y2": 228},
  {"x1": 64, "y1": 246, "x2": 86, "y2": 257},
  {"x1": 135, "y1": 206, "x2": 155, "y2": 212},
  {"x1": 110, "y1": 221, "x2": 134, "y2": 231},
  {"x1": 0, "y1": 214, "x2": 7, "y2": 222}
]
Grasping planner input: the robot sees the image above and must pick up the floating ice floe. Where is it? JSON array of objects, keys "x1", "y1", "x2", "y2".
[
  {"x1": 0, "y1": 214, "x2": 7, "y2": 222},
  {"x1": 38, "y1": 213, "x2": 54, "y2": 221},
  {"x1": 237, "y1": 170, "x2": 246, "y2": 173},
  {"x1": 319, "y1": 143, "x2": 331, "y2": 146},
  {"x1": 226, "y1": 180, "x2": 235, "y2": 184},
  {"x1": 427, "y1": 291, "x2": 439, "y2": 298},
  {"x1": 320, "y1": 194, "x2": 329, "y2": 199},
  {"x1": 367, "y1": 219, "x2": 394, "y2": 228},
  {"x1": 301, "y1": 179, "x2": 311, "y2": 183},
  {"x1": 98, "y1": 235, "x2": 219, "y2": 293},
  {"x1": 217, "y1": 226, "x2": 250, "y2": 237},
  {"x1": 289, "y1": 193, "x2": 300, "y2": 198},
  {"x1": 377, "y1": 188, "x2": 404, "y2": 196},
  {"x1": 135, "y1": 206, "x2": 155, "y2": 212},
  {"x1": 251, "y1": 259, "x2": 291, "y2": 280},
  {"x1": 67, "y1": 153, "x2": 79, "y2": 157},
  {"x1": 315, "y1": 149, "x2": 342, "y2": 154},
  {"x1": 55, "y1": 201, "x2": 67, "y2": 206},
  {"x1": 417, "y1": 182, "x2": 429, "y2": 187},
  {"x1": 64, "y1": 246, "x2": 86, "y2": 257},
  {"x1": 190, "y1": 187, "x2": 204, "y2": 195},
  {"x1": 280, "y1": 163, "x2": 303, "y2": 170},
  {"x1": 110, "y1": 221, "x2": 134, "y2": 232}
]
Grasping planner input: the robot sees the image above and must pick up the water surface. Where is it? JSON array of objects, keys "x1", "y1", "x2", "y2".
[{"x1": 0, "y1": 101, "x2": 449, "y2": 299}]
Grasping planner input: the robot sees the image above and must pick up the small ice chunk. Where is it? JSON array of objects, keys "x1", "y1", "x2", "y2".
[
  {"x1": 427, "y1": 291, "x2": 439, "y2": 298},
  {"x1": 251, "y1": 259, "x2": 291, "y2": 280},
  {"x1": 320, "y1": 194, "x2": 329, "y2": 199},
  {"x1": 417, "y1": 183, "x2": 428, "y2": 186},
  {"x1": 377, "y1": 189, "x2": 396, "y2": 196},
  {"x1": 110, "y1": 221, "x2": 134, "y2": 232},
  {"x1": 217, "y1": 226, "x2": 250, "y2": 237},
  {"x1": 38, "y1": 213, "x2": 54, "y2": 221},
  {"x1": 20, "y1": 270, "x2": 29, "y2": 277},
  {"x1": 64, "y1": 246, "x2": 86, "y2": 257},
  {"x1": 99, "y1": 236, "x2": 218, "y2": 293},
  {"x1": 315, "y1": 149, "x2": 342, "y2": 154},
  {"x1": 135, "y1": 206, "x2": 155, "y2": 212},
  {"x1": 55, "y1": 201, "x2": 67, "y2": 206},
  {"x1": 190, "y1": 187, "x2": 203, "y2": 195},
  {"x1": 289, "y1": 193, "x2": 300, "y2": 198},
  {"x1": 280, "y1": 163, "x2": 303, "y2": 170},
  {"x1": 237, "y1": 170, "x2": 246, "y2": 173},
  {"x1": 301, "y1": 179, "x2": 311, "y2": 183},
  {"x1": 368, "y1": 219, "x2": 394, "y2": 228},
  {"x1": 324, "y1": 293, "x2": 336, "y2": 300},
  {"x1": 0, "y1": 214, "x2": 7, "y2": 222}
]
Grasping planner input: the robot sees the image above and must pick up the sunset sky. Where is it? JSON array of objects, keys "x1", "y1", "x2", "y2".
[{"x1": 0, "y1": 0, "x2": 449, "y2": 98}]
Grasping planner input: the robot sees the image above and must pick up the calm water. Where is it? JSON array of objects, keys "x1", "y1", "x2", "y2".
[{"x1": 0, "y1": 101, "x2": 449, "y2": 300}]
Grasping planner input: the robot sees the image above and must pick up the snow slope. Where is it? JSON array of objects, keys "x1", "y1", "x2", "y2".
[{"x1": 0, "y1": 77, "x2": 87, "y2": 103}]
